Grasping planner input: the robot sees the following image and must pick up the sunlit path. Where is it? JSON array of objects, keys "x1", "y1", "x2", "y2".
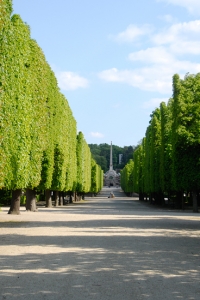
[
  {"x1": 97, "y1": 186, "x2": 127, "y2": 198},
  {"x1": 0, "y1": 192, "x2": 200, "y2": 300}
]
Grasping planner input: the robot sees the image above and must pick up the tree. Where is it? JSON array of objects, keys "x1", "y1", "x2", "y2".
[
  {"x1": 133, "y1": 139, "x2": 145, "y2": 200},
  {"x1": 0, "y1": 0, "x2": 102, "y2": 214},
  {"x1": 160, "y1": 101, "x2": 173, "y2": 196},
  {"x1": 121, "y1": 159, "x2": 134, "y2": 195},
  {"x1": 76, "y1": 132, "x2": 91, "y2": 195},
  {"x1": 0, "y1": 12, "x2": 34, "y2": 213},
  {"x1": 172, "y1": 73, "x2": 200, "y2": 212},
  {"x1": 150, "y1": 109, "x2": 162, "y2": 203}
]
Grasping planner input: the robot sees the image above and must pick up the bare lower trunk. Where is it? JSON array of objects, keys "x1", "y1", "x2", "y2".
[
  {"x1": 54, "y1": 191, "x2": 59, "y2": 207},
  {"x1": 139, "y1": 193, "x2": 144, "y2": 201},
  {"x1": 59, "y1": 192, "x2": 63, "y2": 206},
  {"x1": 167, "y1": 191, "x2": 171, "y2": 207},
  {"x1": 8, "y1": 189, "x2": 21, "y2": 215},
  {"x1": 76, "y1": 193, "x2": 82, "y2": 201},
  {"x1": 26, "y1": 189, "x2": 38, "y2": 212},
  {"x1": 45, "y1": 189, "x2": 52, "y2": 207},
  {"x1": 161, "y1": 193, "x2": 165, "y2": 207},
  {"x1": 192, "y1": 190, "x2": 198, "y2": 213},
  {"x1": 149, "y1": 193, "x2": 153, "y2": 204},
  {"x1": 181, "y1": 192, "x2": 185, "y2": 210},
  {"x1": 74, "y1": 192, "x2": 77, "y2": 202},
  {"x1": 69, "y1": 192, "x2": 73, "y2": 203},
  {"x1": 175, "y1": 191, "x2": 182, "y2": 209}
]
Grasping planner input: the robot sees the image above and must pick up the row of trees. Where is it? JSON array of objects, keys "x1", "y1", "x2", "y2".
[
  {"x1": 0, "y1": 0, "x2": 103, "y2": 214},
  {"x1": 121, "y1": 73, "x2": 200, "y2": 212},
  {"x1": 120, "y1": 159, "x2": 134, "y2": 195}
]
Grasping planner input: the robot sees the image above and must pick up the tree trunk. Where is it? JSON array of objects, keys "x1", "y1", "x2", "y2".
[
  {"x1": 197, "y1": 191, "x2": 200, "y2": 206},
  {"x1": 54, "y1": 191, "x2": 59, "y2": 207},
  {"x1": 181, "y1": 192, "x2": 185, "y2": 210},
  {"x1": 160, "y1": 193, "x2": 165, "y2": 207},
  {"x1": 69, "y1": 192, "x2": 73, "y2": 203},
  {"x1": 8, "y1": 189, "x2": 21, "y2": 215},
  {"x1": 139, "y1": 193, "x2": 142, "y2": 200},
  {"x1": 175, "y1": 191, "x2": 182, "y2": 209},
  {"x1": 76, "y1": 194, "x2": 82, "y2": 201},
  {"x1": 192, "y1": 190, "x2": 198, "y2": 213},
  {"x1": 167, "y1": 191, "x2": 171, "y2": 207},
  {"x1": 26, "y1": 189, "x2": 38, "y2": 212},
  {"x1": 45, "y1": 189, "x2": 52, "y2": 207},
  {"x1": 149, "y1": 193, "x2": 153, "y2": 204},
  {"x1": 74, "y1": 192, "x2": 77, "y2": 202},
  {"x1": 59, "y1": 191, "x2": 63, "y2": 206}
]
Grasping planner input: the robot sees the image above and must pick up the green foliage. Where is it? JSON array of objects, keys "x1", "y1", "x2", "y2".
[
  {"x1": 160, "y1": 100, "x2": 173, "y2": 192},
  {"x1": 0, "y1": 189, "x2": 11, "y2": 205},
  {"x1": 51, "y1": 93, "x2": 76, "y2": 192},
  {"x1": 89, "y1": 143, "x2": 135, "y2": 172},
  {"x1": 172, "y1": 73, "x2": 200, "y2": 191},
  {"x1": 92, "y1": 154, "x2": 107, "y2": 172},
  {"x1": 0, "y1": 14, "x2": 33, "y2": 189},
  {"x1": 90, "y1": 156, "x2": 103, "y2": 194},
  {"x1": 0, "y1": 0, "x2": 102, "y2": 206},
  {"x1": 20, "y1": 194, "x2": 26, "y2": 205},
  {"x1": 76, "y1": 132, "x2": 91, "y2": 193},
  {"x1": 122, "y1": 72, "x2": 200, "y2": 199},
  {"x1": 133, "y1": 140, "x2": 145, "y2": 194},
  {"x1": 0, "y1": 0, "x2": 12, "y2": 31},
  {"x1": 65, "y1": 109, "x2": 77, "y2": 192},
  {"x1": 143, "y1": 126, "x2": 151, "y2": 193},
  {"x1": 149, "y1": 109, "x2": 161, "y2": 193},
  {"x1": 90, "y1": 159, "x2": 99, "y2": 193},
  {"x1": 121, "y1": 159, "x2": 134, "y2": 193}
]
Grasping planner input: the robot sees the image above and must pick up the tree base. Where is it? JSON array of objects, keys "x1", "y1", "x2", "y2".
[{"x1": 8, "y1": 209, "x2": 20, "y2": 215}]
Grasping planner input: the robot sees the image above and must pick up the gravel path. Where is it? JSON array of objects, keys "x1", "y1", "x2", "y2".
[{"x1": 0, "y1": 187, "x2": 200, "y2": 300}]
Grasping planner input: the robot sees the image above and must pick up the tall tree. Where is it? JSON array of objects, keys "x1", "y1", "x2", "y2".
[
  {"x1": 76, "y1": 132, "x2": 91, "y2": 196},
  {"x1": 121, "y1": 159, "x2": 134, "y2": 195},
  {"x1": 0, "y1": 12, "x2": 34, "y2": 213},
  {"x1": 160, "y1": 100, "x2": 173, "y2": 195},
  {"x1": 172, "y1": 73, "x2": 200, "y2": 212}
]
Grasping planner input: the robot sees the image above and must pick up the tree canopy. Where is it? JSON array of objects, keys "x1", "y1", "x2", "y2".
[{"x1": 89, "y1": 143, "x2": 135, "y2": 172}]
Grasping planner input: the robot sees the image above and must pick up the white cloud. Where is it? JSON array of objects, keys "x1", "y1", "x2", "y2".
[
  {"x1": 56, "y1": 71, "x2": 89, "y2": 91},
  {"x1": 152, "y1": 20, "x2": 200, "y2": 56},
  {"x1": 98, "y1": 59, "x2": 200, "y2": 94},
  {"x1": 98, "y1": 67, "x2": 171, "y2": 94},
  {"x1": 112, "y1": 24, "x2": 152, "y2": 43},
  {"x1": 142, "y1": 98, "x2": 168, "y2": 109},
  {"x1": 128, "y1": 47, "x2": 174, "y2": 64},
  {"x1": 170, "y1": 40, "x2": 200, "y2": 55},
  {"x1": 153, "y1": 20, "x2": 200, "y2": 46},
  {"x1": 158, "y1": 0, "x2": 200, "y2": 14},
  {"x1": 90, "y1": 132, "x2": 104, "y2": 138},
  {"x1": 100, "y1": 19, "x2": 200, "y2": 95}
]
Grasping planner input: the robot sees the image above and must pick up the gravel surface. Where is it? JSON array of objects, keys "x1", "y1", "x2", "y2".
[{"x1": 0, "y1": 187, "x2": 200, "y2": 300}]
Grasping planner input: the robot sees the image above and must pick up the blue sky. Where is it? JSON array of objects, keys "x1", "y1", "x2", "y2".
[{"x1": 13, "y1": 0, "x2": 200, "y2": 147}]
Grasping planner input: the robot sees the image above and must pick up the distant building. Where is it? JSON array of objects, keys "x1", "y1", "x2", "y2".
[
  {"x1": 104, "y1": 141, "x2": 120, "y2": 186},
  {"x1": 119, "y1": 154, "x2": 123, "y2": 164}
]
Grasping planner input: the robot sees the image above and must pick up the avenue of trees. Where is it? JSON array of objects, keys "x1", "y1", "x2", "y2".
[
  {"x1": 121, "y1": 73, "x2": 200, "y2": 212},
  {"x1": 89, "y1": 143, "x2": 135, "y2": 172},
  {"x1": 0, "y1": 0, "x2": 103, "y2": 214}
]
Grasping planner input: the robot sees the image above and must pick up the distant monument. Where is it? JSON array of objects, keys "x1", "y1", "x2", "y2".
[{"x1": 104, "y1": 142, "x2": 120, "y2": 187}]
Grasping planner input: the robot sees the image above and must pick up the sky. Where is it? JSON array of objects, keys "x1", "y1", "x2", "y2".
[{"x1": 13, "y1": 0, "x2": 200, "y2": 147}]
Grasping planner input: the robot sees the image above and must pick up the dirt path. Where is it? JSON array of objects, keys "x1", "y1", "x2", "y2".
[{"x1": 0, "y1": 188, "x2": 200, "y2": 299}]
